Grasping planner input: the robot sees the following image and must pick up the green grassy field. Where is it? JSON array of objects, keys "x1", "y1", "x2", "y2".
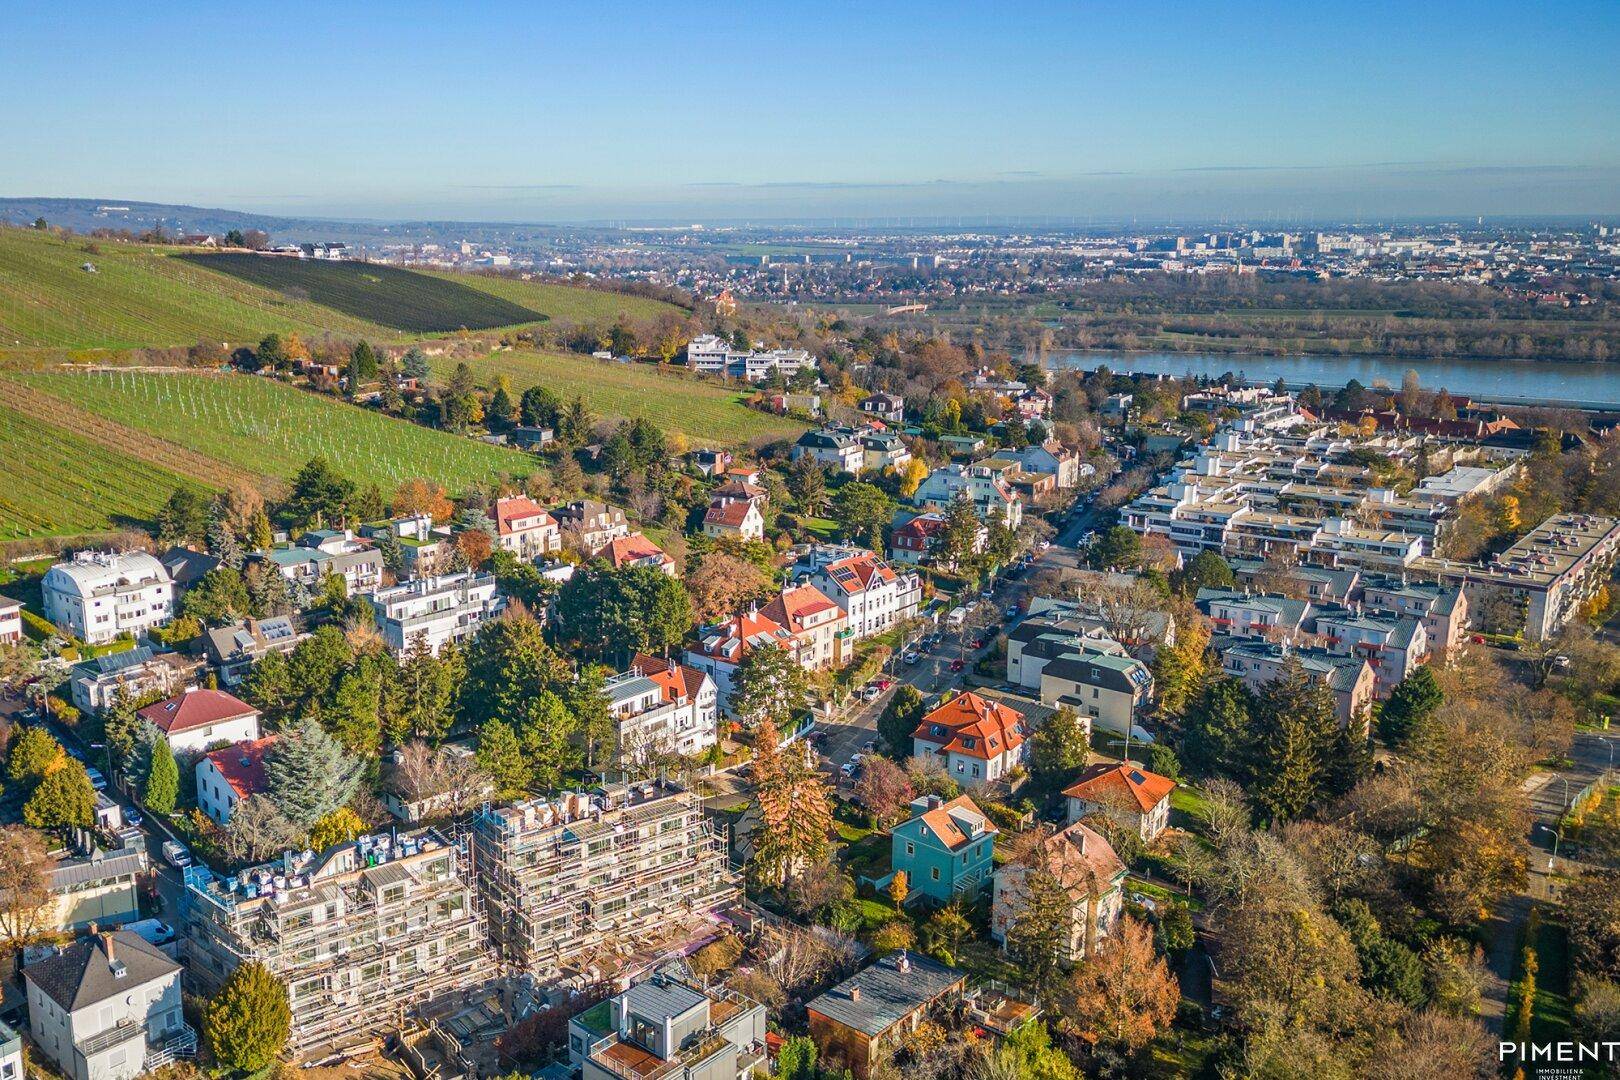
[
  {"x1": 0, "y1": 226, "x2": 686, "y2": 350},
  {"x1": 459, "y1": 349, "x2": 807, "y2": 447},
  {"x1": 3, "y1": 370, "x2": 540, "y2": 539},
  {"x1": 0, "y1": 402, "x2": 208, "y2": 541}
]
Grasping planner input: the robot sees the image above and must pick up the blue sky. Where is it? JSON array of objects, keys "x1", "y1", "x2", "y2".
[{"x1": 3, "y1": 0, "x2": 1618, "y2": 221}]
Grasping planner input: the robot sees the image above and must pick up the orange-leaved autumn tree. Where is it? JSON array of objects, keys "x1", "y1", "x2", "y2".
[
  {"x1": 1063, "y1": 914, "x2": 1179, "y2": 1052},
  {"x1": 751, "y1": 721, "x2": 833, "y2": 887}
]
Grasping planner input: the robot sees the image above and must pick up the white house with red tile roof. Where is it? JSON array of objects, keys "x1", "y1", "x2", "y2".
[
  {"x1": 1063, "y1": 761, "x2": 1177, "y2": 842},
  {"x1": 911, "y1": 691, "x2": 1028, "y2": 788},
  {"x1": 196, "y1": 736, "x2": 276, "y2": 825},
  {"x1": 595, "y1": 532, "x2": 677, "y2": 575},
  {"x1": 795, "y1": 544, "x2": 922, "y2": 640},
  {"x1": 991, "y1": 819, "x2": 1126, "y2": 962},
  {"x1": 136, "y1": 687, "x2": 261, "y2": 756},
  {"x1": 493, "y1": 495, "x2": 561, "y2": 561},
  {"x1": 603, "y1": 654, "x2": 719, "y2": 769},
  {"x1": 702, "y1": 496, "x2": 766, "y2": 543},
  {"x1": 684, "y1": 585, "x2": 847, "y2": 717},
  {"x1": 888, "y1": 512, "x2": 986, "y2": 570}
]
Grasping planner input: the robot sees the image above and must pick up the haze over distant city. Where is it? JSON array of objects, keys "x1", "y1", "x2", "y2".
[{"x1": 3, "y1": 0, "x2": 1619, "y2": 223}]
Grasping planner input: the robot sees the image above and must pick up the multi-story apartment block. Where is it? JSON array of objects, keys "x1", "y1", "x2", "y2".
[
  {"x1": 494, "y1": 495, "x2": 562, "y2": 561},
  {"x1": 260, "y1": 531, "x2": 383, "y2": 596},
  {"x1": 794, "y1": 545, "x2": 922, "y2": 641},
  {"x1": 369, "y1": 572, "x2": 503, "y2": 656},
  {"x1": 360, "y1": 514, "x2": 446, "y2": 579},
  {"x1": 182, "y1": 830, "x2": 491, "y2": 1056},
  {"x1": 556, "y1": 500, "x2": 631, "y2": 551},
  {"x1": 470, "y1": 783, "x2": 740, "y2": 984},
  {"x1": 1195, "y1": 588, "x2": 1313, "y2": 640},
  {"x1": 66, "y1": 647, "x2": 196, "y2": 715},
  {"x1": 1359, "y1": 577, "x2": 1468, "y2": 656},
  {"x1": 1217, "y1": 639, "x2": 1375, "y2": 728},
  {"x1": 686, "y1": 334, "x2": 811, "y2": 383},
  {"x1": 569, "y1": 972, "x2": 767, "y2": 1080},
  {"x1": 0, "y1": 597, "x2": 22, "y2": 645},
  {"x1": 859, "y1": 430, "x2": 911, "y2": 472},
  {"x1": 1310, "y1": 606, "x2": 1428, "y2": 696},
  {"x1": 43, "y1": 551, "x2": 174, "y2": 644},
  {"x1": 913, "y1": 463, "x2": 1023, "y2": 529},
  {"x1": 605, "y1": 654, "x2": 719, "y2": 770},
  {"x1": 793, "y1": 427, "x2": 865, "y2": 473}
]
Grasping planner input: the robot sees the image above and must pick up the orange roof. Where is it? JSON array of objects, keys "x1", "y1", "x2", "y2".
[
  {"x1": 138, "y1": 689, "x2": 258, "y2": 735},
  {"x1": 493, "y1": 495, "x2": 555, "y2": 536},
  {"x1": 1062, "y1": 762, "x2": 1176, "y2": 813},
  {"x1": 600, "y1": 532, "x2": 673, "y2": 569},
  {"x1": 915, "y1": 795, "x2": 998, "y2": 850},
  {"x1": 760, "y1": 584, "x2": 842, "y2": 634},
  {"x1": 631, "y1": 652, "x2": 711, "y2": 703},
  {"x1": 202, "y1": 736, "x2": 277, "y2": 799},
  {"x1": 822, "y1": 552, "x2": 897, "y2": 594},
  {"x1": 913, "y1": 692, "x2": 1024, "y2": 760},
  {"x1": 1022, "y1": 820, "x2": 1126, "y2": 889},
  {"x1": 704, "y1": 500, "x2": 758, "y2": 528}
]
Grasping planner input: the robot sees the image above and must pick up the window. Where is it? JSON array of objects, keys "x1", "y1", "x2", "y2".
[
  {"x1": 931, "y1": 867, "x2": 940, "y2": 881},
  {"x1": 905, "y1": 841, "x2": 915, "y2": 856}
]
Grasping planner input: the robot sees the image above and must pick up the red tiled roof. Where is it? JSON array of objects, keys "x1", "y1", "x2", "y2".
[
  {"x1": 137, "y1": 689, "x2": 258, "y2": 735},
  {"x1": 704, "y1": 500, "x2": 758, "y2": 528},
  {"x1": 1023, "y1": 820, "x2": 1126, "y2": 888},
  {"x1": 202, "y1": 736, "x2": 277, "y2": 800},
  {"x1": 631, "y1": 652, "x2": 712, "y2": 703},
  {"x1": 916, "y1": 795, "x2": 998, "y2": 850},
  {"x1": 493, "y1": 495, "x2": 556, "y2": 536},
  {"x1": 600, "y1": 532, "x2": 673, "y2": 569},
  {"x1": 1062, "y1": 762, "x2": 1176, "y2": 813},
  {"x1": 913, "y1": 692, "x2": 1024, "y2": 760},
  {"x1": 760, "y1": 584, "x2": 842, "y2": 635},
  {"x1": 822, "y1": 552, "x2": 897, "y2": 594}
]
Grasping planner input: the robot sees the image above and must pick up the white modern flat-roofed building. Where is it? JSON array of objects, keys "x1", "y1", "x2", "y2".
[
  {"x1": 43, "y1": 552, "x2": 174, "y2": 645},
  {"x1": 0, "y1": 598, "x2": 22, "y2": 645},
  {"x1": 370, "y1": 572, "x2": 503, "y2": 656}
]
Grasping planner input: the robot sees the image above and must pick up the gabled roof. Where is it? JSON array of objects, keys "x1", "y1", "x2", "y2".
[
  {"x1": 1063, "y1": 762, "x2": 1176, "y2": 813},
  {"x1": 493, "y1": 495, "x2": 556, "y2": 536},
  {"x1": 1009, "y1": 820, "x2": 1126, "y2": 891},
  {"x1": 202, "y1": 736, "x2": 278, "y2": 800},
  {"x1": 631, "y1": 652, "x2": 713, "y2": 704},
  {"x1": 24, "y1": 931, "x2": 179, "y2": 1012},
  {"x1": 818, "y1": 552, "x2": 897, "y2": 595},
  {"x1": 704, "y1": 500, "x2": 759, "y2": 528},
  {"x1": 760, "y1": 584, "x2": 842, "y2": 634},
  {"x1": 137, "y1": 688, "x2": 257, "y2": 735},
  {"x1": 913, "y1": 692, "x2": 1024, "y2": 760},
  {"x1": 906, "y1": 795, "x2": 997, "y2": 851},
  {"x1": 599, "y1": 533, "x2": 673, "y2": 569},
  {"x1": 806, "y1": 952, "x2": 964, "y2": 1038}
]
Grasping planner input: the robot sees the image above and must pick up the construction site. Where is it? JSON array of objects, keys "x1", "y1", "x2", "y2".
[
  {"x1": 469, "y1": 780, "x2": 742, "y2": 998},
  {"x1": 180, "y1": 828, "x2": 500, "y2": 1063}
]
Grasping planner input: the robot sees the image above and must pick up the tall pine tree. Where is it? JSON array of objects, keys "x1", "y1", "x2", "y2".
[{"x1": 265, "y1": 717, "x2": 364, "y2": 828}]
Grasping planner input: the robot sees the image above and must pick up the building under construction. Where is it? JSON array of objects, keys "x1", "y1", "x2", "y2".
[
  {"x1": 181, "y1": 829, "x2": 496, "y2": 1059},
  {"x1": 469, "y1": 780, "x2": 740, "y2": 990}
]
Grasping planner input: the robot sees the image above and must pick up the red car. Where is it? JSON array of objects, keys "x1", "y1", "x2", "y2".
[
  {"x1": 875, "y1": 678, "x2": 894, "y2": 691},
  {"x1": 970, "y1": 637, "x2": 987, "y2": 649},
  {"x1": 950, "y1": 658, "x2": 966, "y2": 672}
]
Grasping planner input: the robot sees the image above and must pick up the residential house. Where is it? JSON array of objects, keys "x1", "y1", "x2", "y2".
[
  {"x1": 1101, "y1": 393, "x2": 1133, "y2": 422},
  {"x1": 1230, "y1": 560, "x2": 1361, "y2": 604},
  {"x1": 690, "y1": 448, "x2": 734, "y2": 477},
  {"x1": 806, "y1": 953, "x2": 965, "y2": 1080},
  {"x1": 685, "y1": 586, "x2": 848, "y2": 715},
  {"x1": 990, "y1": 821, "x2": 1126, "y2": 963},
  {"x1": 508, "y1": 426, "x2": 555, "y2": 450},
  {"x1": 0, "y1": 597, "x2": 21, "y2": 645},
  {"x1": 156, "y1": 547, "x2": 219, "y2": 593},
  {"x1": 911, "y1": 692, "x2": 1027, "y2": 788},
  {"x1": 1037, "y1": 646, "x2": 1154, "y2": 739},
  {"x1": 596, "y1": 533, "x2": 678, "y2": 575},
  {"x1": 793, "y1": 427, "x2": 864, "y2": 474},
  {"x1": 858, "y1": 392, "x2": 903, "y2": 424},
  {"x1": 1359, "y1": 577, "x2": 1469, "y2": 657},
  {"x1": 1009, "y1": 441, "x2": 1082, "y2": 489},
  {"x1": 556, "y1": 500, "x2": 630, "y2": 551},
  {"x1": 195, "y1": 737, "x2": 275, "y2": 826},
  {"x1": 493, "y1": 495, "x2": 562, "y2": 562},
  {"x1": 369, "y1": 572, "x2": 504, "y2": 656},
  {"x1": 67, "y1": 648, "x2": 195, "y2": 715},
  {"x1": 1310, "y1": 606, "x2": 1429, "y2": 697},
  {"x1": 1012, "y1": 387, "x2": 1052, "y2": 421},
  {"x1": 604, "y1": 654, "x2": 720, "y2": 771},
  {"x1": 794, "y1": 545, "x2": 922, "y2": 640},
  {"x1": 1063, "y1": 762, "x2": 1176, "y2": 843},
  {"x1": 136, "y1": 688, "x2": 261, "y2": 756},
  {"x1": 183, "y1": 829, "x2": 492, "y2": 1056},
  {"x1": 686, "y1": 334, "x2": 811, "y2": 382},
  {"x1": 887, "y1": 512, "x2": 985, "y2": 570},
  {"x1": 889, "y1": 795, "x2": 997, "y2": 903},
  {"x1": 43, "y1": 551, "x2": 174, "y2": 645},
  {"x1": 0, "y1": 1020, "x2": 19, "y2": 1080},
  {"x1": 202, "y1": 616, "x2": 304, "y2": 687},
  {"x1": 359, "y1": 515, "x2": 445, "y2": 579},
  {"x1": 703, "y1": 493, "x2": 767, "y2": 543},
  {"x1": 937, "y1": 434, "x2": 986, "y2": 458},
  {"x1": 258, "y1": 531, "x2": 382, "y2": 597},
  {"x1": 1196, "y1": 588, "x2": 1313, "y2": 640},
  {"x1": 45, "y1": 838, "x2": 147, "y2": 933},
  {"x1": 568, "y1": 972, "x2": 767, "y2": 1080},
  {"x1": 859, "y1": 429, "x2": 911, "y2": 473},
  {"x1": 24, "y1": 931, "x2": 190, "y2": 1080},
  {"x1": 913, "y1": 463, "x2": 1023, "y2": 530},
  {"x1": 1217, "y1": 639, "x2": 1375, "y2": 728},
  {"x1": 1005, "y1": 613, "x2": 1121, "y2": 688}
]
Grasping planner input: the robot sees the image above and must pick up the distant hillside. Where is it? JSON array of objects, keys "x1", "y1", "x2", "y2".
[{"x1": 0, "y1": 226, "x2": 683, "y2": 350}]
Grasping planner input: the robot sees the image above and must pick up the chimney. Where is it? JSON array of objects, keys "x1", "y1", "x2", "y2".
[
  {"x1": 102, "y1": 930, "x2": 115, "y2": 965},
  {"x1": 848, "y1": 987, "x2": 861, "y2": 1003},
  {"x1": 897, "y1": 952, "x2": 911, "y2": 974}
]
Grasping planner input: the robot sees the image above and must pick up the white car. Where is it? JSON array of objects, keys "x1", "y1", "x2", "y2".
[
  {"x1": 839, "y1": 762, "x2": 857, "y2": 778},
  {"x1": 161, "y1": 841, "x2": 192, "y2": 868},
  {"x1": 903, "y1": 651, "x2": 921, "y2": 665}
]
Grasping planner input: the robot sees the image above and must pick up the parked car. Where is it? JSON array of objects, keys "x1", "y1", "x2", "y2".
[
  {"x1": 124, "y1": 806, "x2": 143, "y2": 827},
  {"x1": 903, "y1": 651, "x2": 921, "y2": 665},
  {"x1": 874, "y1": 677, "x2": 894, "y2": 691},
  {"x1": 161, "y1": 841, "x2": 191, "y2": 868},
  {"x1": 839, "y1": 762, "x2": 856, "y2": 778},
  {"x1": 970, "y1": 637, "x2": 987, "y2": 650},
  {"x1": 861, "y1": 684, "x2": 882, "y2": 702},
  {"x1": 1004, "y1": 605, "x2": 1021, "y2": 619},
  {"x1": 950, "y1": 658, "x2": 966, "y2": 672},
  {"x1": 85, "y1": 767, "x2": 108, "y2": 791}
]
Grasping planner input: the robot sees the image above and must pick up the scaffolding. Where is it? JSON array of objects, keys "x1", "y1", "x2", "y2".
[
  {"x1": 182, "y1": 829, "x2": 497, "y2": 1056},
  {"x1": 470, "y1": 781, "x2": 740, "y2": 985}
]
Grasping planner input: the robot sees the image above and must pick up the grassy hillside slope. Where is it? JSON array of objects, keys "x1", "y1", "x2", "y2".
[
  {"x1": 0, "y1": 226, "x2": 686, "y2": 350},
  {"x1": 459, "y1": 349, "x2": 807, "y2": 447},
  {"x1": 2, "y1": 370, "x2": 540, "y2": 540}
]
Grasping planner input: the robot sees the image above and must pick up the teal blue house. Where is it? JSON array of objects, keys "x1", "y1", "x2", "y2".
[{"x1": 889, "y1": 794, "x2": 999, "y2": 904}]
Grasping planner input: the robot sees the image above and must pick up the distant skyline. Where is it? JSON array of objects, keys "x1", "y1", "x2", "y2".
[{"x1": 4, "y1": 1, "x2": 1619, "y2": 222}]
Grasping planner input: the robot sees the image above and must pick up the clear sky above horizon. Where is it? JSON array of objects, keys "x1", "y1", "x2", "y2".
[{"x1": 4, "y1": 0, "x2": 1619, "y2": 222}]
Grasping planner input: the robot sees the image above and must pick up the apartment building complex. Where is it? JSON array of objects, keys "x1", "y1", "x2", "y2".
[
  {"x1": 794, "y1": 545, "x2": 922, "y2": 641},
  {"x1": 369, "y1": 571, "x2": 503, "y2": 656},
  {"x1": 569, "y1": 972, "x2": 767, "y2": 1080},
  {"x1": 43, "y1": 551, "x2": 174, "y2": 644},
  {"x1": 469, "y1": 782, "x2": 740, "y2": 986},
  {"x1": 182, "y1": 830, "x2": 491, "y2": 1057},
  {"x1": 604, "y1": 655, "x2": 720, "y2": 770},
  {"x1": 685, "y1": 584, "x2": 849, "y2": 716},
  {"x1": 686, "y1": 334, "x2": 811, "y2": 382}
]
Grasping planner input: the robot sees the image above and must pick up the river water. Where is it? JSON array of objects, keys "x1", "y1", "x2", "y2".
[{"x1": 1045, "y1": 350, "x2": 1620, "y2": 409}]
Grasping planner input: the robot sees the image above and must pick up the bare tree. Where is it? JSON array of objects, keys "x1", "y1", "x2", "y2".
[
  {"x1": 223, "y1": 795, "x2": 300, "y2": 865},
  {"x1": 0, "y1": 826, "x2": 52, "y2": 944}
]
